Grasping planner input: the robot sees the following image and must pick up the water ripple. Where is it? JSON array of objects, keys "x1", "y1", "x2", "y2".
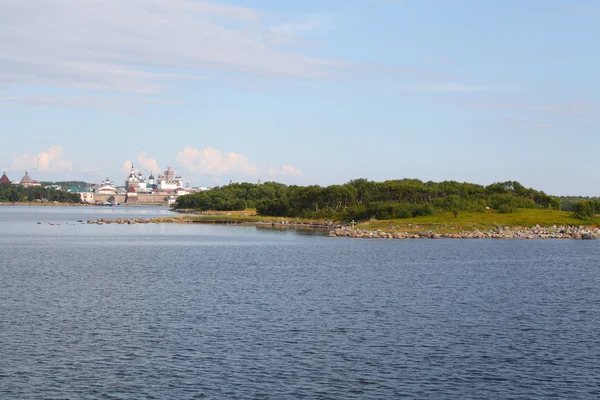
[{"x1": 1, "y1": 208, "x2": 599, "y2": 398}]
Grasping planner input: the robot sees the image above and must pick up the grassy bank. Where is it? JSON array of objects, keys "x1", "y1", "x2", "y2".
[
  {"x1": 178, "y1": 208, "x2": 592, "y2": 234},
  {"x1": 358, "y1": 209, "x2": 588, "y2": 233},
  {"x1": 181, "y1": 211, "x2": 330, "y2": 225}
]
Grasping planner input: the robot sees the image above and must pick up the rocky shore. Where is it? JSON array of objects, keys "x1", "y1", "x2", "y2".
[
  {"x1": 81, "y1": 217, "x2": 598, "y2": 240},
  {"x1": 83, "y1": 217, "x2": 335, "y2": 228},
  {"x1": 327, "y1": 225, "x2": 599, "y2": 240}
]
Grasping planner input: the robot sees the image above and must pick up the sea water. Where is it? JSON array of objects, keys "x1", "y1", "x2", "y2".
[{"x1": 0, "y1": 206, "x2": 599, "y2": 399}]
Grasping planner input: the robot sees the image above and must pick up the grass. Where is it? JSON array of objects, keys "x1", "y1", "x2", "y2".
[
  {"x1": 179, "y1": 209, "x2": 330, "y2": 225},
  {"x1": 177, "y1": 208, "x2": 593, "y2": 233},
  {"x1": 359, "y1": 209, "x2": 589, "y2": 233}
]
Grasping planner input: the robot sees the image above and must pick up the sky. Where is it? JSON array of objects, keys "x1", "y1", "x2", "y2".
[{"x1": 1, "y1": 0, "x2": 599, "y2": 195}]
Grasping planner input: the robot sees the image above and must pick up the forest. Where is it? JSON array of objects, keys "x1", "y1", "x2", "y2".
[
  {"x1": 0, "y1": 183, "x2": 81, "y2": 203},
  {"x1": 173, "y1": 179, "x2": 563, "y2": 221}
]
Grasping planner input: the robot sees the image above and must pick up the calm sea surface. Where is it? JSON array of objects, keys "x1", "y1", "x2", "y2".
[{"x1": 1, "y1": 206, "x2": 599, "y2": 399}]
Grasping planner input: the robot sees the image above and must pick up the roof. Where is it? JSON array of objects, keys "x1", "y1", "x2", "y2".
[
  {"x1": 96, "y1": 185, "x2": 117, "y2": 193},
  {"x1": 20, "y1": 171, "x2": 32, "y2": 184},
  {"x1": 0, "y1": 171, "x2": 10, "y2": 184},
  {"x1": 127, "y1": 186, "x2": 137, "y2": 193}
]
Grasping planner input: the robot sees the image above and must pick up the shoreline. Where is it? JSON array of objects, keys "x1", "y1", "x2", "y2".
[
  {"x1": 325, "y1": 225, "x2": 599, "y2": 240},
  {"x1": 0, "y1": 202, "x2": 92, "y2": 207},
  {"x1": 0, "y1": 202, "x2": 169, "y2": 207},
  {"x1": 80, "y1": 216, "x2": 599, "y2": 239}
]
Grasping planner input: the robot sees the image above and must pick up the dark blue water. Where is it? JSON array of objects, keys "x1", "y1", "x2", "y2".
[{"x1": 1, "y1": 206, "x2": 599, "y2": 399}]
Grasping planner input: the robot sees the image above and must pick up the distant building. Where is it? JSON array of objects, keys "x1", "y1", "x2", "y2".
[
  {"x1": 18, "y1": 171, "x2": 41, "y2": 188},
  {"x1": 92, "y1": 177, "x2": 118, "y2": 194},
  {"x1": 0, "y1": 171, "x2": 10, "y2": 184},
  {"x1": 79, "y1": 192, "x2": 94, "y2": 203},
  {"x1": 157, "y1": 166, "x2": 183, "y2": 191},
  {"x1": 172, "y1": 187, "x2": 188, "y2": 196},
  {"x1": 125, "y1": 163, "x2": 152, "y2": 193},
  {"x1": 125, "y1": 185, "x2": 138, "y2": 203},
  {"x1": 191, "y1": 186, "x2": 211, "y2": 192}
]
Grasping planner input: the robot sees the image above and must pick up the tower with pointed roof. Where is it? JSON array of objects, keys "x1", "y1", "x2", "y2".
[
  {"x1": 124, "y1": 161, "x2": 151, "y2": 192},
  {"x1": 0, "y1": 171, "x2": 10, "y2": 184},
  {"x1": 125, "y1": 185, "x2": 138, "y2": 203},
  {"x1": 18, "y1": 170, "x2": 40, "y2": 188}
]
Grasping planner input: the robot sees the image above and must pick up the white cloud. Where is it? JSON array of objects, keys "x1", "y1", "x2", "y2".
[
  {"x1": 11, "y1": 145, "x2": 72, "y2": 173},
  {"x1": 122, "y1": 160, "x2": 134, "y2": 174},
  {"x1": 11, "y1": 153, "x2": 37, "y2": 172},
  {"x1": 268, "y1": 165, "x2": 304, "y2": 179},
  {"x1": 176, "y1": 146, "x2": 259, "y2": 176},
  {"x1": 405, "y1": 82, "x2": 493, "y2": 93},
  {"x1": 0, "y1": 0, "x2": 344, "y2": 94},
  {"x1": 271, "y1": 14, "x2": 335, "y2": 37},
  {"x1": 122, "y1": 152, "x2": 162, "y2": 176},
  {"x1": 136, "y1": 151, "x2": 161, "y2": 174}
]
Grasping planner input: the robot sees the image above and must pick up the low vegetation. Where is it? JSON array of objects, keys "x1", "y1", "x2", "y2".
[
  {"x1": 174, "y1": 179, "x2": 563, "y2": 222},
  {"x1": 358, "y1": 209, "x2": 585, "y2": 234},
  {"x1": 557, "y1": 196, "x2": 600, "y2": 211}
]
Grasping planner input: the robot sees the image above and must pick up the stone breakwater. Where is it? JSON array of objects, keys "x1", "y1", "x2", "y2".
[
  {"x1": 84, "y1": 218, "x2": 338, "y2": 229},
  {"x1": 86, "y1": 217, "x2": 185, "y2": 225},
  {"x1": 327, "y1": 225, "x2": 600, "y2": 240}
]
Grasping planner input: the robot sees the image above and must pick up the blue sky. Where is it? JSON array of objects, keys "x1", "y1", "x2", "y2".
[{"x1": 1, "y1": 0, "x2": 599, "y2": 195}]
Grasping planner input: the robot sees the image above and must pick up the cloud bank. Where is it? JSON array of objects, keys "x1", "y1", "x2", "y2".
[
  {"x1": 176, "y1": 146, "x2": 260, "y2": 177},
  {"x1": 11, "y1": 146, "x2": 73, "y2": 173},
  {"x1": 176, "y1": 146, "x2": 303, "y2": 182},
  {"x1": 0, "y1": 0, "x2": 343, "y2": 95},
  {"x1": 136, "y1": 151, "x2": 161, "y2": 174}
]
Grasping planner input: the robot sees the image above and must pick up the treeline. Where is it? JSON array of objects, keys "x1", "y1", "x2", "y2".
[
  {"x1": 572, "y1": 200, "x2": 600, "y2": 220},
  {"x1": 0, "y1": 183, "x2": 81, "y2": 203},
  {"x1": 174, "y1": 179, "x2": 561, "y2": 221},
  {"x1": 41, "y1": 181, "x2": 90, "y2": 188},
  {"x1": 557, "y1": 196, "x2": 600, "y2": 212}
]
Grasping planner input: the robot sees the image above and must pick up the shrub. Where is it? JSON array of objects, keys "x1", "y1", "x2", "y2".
[{"x1": 498, "y1": 203, "x2": 516, "y2": 213}]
